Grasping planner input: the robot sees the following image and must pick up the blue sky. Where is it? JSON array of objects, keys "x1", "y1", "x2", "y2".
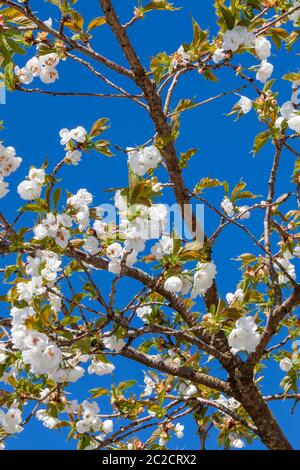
[{"x1": 1, "y1": 0, "x2": 300, "y2": 450}]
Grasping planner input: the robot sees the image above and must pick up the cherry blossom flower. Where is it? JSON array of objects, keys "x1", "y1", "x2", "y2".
[
  {"x1": 164, "y1": 276, "x2": 183, "y2": 293},
  {"x1": 279, "y1": 357, "x2": 292, "y2": 372},
  {"x1": 228, "y1": 316, "x2": 260, "y2": 354},
  {"x1": 256, "y1": 60, "x2": 273, "y2": 83}
]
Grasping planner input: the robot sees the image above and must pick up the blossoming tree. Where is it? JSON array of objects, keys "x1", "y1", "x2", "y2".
[{"x1": 0, "y1": 0, "x2": 299, "y2": 451}]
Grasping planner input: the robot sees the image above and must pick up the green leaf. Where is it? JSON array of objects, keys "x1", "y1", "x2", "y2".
[
  {"x1": 150, "y1": 52, "x2": 170, "y2": 83},
  {"x1": 61, "y1": 315, "x2": 81, "y2": 326},
  {"x1": 179, "y1": 148, "x2": 197, "y2": 169},
  {"x1": 87, "y1": 16, "x2": 106, "y2": 32},
  {"x1": 219, "y1": 5, "x2": 236, "y2": 30},
  {"x1": 143, "y1": 1, "x2": 180, "y2": 13},
  {"x1": 203, "y1": 69, "x2": 218, "y2": 81},
  {"x1": 194, "y1": 177, "x2": 225, "y2": 194},
  {"x1": 118, "y1": 380, "x2": 137, "y2": 391},
  {"x1": 52, "y1": 187, "x2": 61, "y2": 210},
  {"x1": 22, "y1": 200, "x2": 49, "y2": 213},
  {"x1": 89, "y1": 387, "x2": 109, "y2": 399},
  {"x1": 89, "y1": 118, "x2": 110, "y2": 137},
  {"x1": 282, "y1": 72, "x2": 300, "y2": 82},
  {"x1": 253, "y1": 130, "x2": 271, "y2": 155}
]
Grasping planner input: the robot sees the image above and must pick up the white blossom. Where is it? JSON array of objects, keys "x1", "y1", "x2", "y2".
[
  {"x1": 289, "y1": 2, "x2": 300, "y2": 24},
  {"x1": 83, "y1": 236, "x2": 101, "y2": 255},
  {"x1": 174, "y1": 423, "x2": 184, "y2": 439},
  {"x1": 39, "y1": 53, "x2": 59, "y2": 68},
  {"x1": 136, "y1": 305, "x2": 152, "y2": 322},
  {"x1": 228, "y1": 316, "x2": 260, "y2": 354},
  {"x1": 287, "y1": 115, "x2": 300, "y2": 133},
  {"x1": 107, "y1": 242, "x2": 123, "y2": 259},
  {"x1": 67, "y1": 188, "x2": 92, "y2": 209},
  {"x1": 102, "y1": 419, "x2": 113, "y2": 434},
  {"x1": 40, "y1": 66, "x2": 59, "y2": 84},
  {"x1": 164, "y1": 276, "x2": 183, "y2": 293},
  {"x1": 171, "y1": 45, "x2": 191, "y2": 68},
  {"x1": 128, "y1": 145, "x2": 162, "y2": 176},
  {"x1": 256, "y1": 60, "x2": 273, "y2": 84},
  {"x1": 191, "y1": 262, "x2": 217, "y2": 298},
  {"x1": 222, "y1": 26, "x2": 255, "y2": 52},
  {"x1": 15, "y1": 66, "x2": 33, "y2": 84},
  {"x1": 178, "y1": 381, "x2": 197, "y2": 398},
  {"x1": 212, "y1": 48, "x2": 226, "y2": 64},
  {"x1": 88, "y1": 359, "x2": 115, "y2": 376},
  {"x1": 230, "y1": 435, "x2": 245, "y2": 448},
  {"x1": 70, "y1": 126, "x2": 87, "y2": 143},
  {"x1": 0, "y1": 408, "x2": 23, "y2": 434},
  {"x1": 279, "y1": 357, "x2": 292, "y2": 372},
  {"x1": 36, "y1": 410, "x2": 59, "y2": 430},
  {"x1": 0, "y1": 180, "x2": 9, "y2": 199},
  {"x1": 237, "y1": 95, "x2": 252, "y2": 114},
  {"x1": 255, "y1": 36, "x2": 271, "y2": 60},
  {"x1": 221, "y1": 197, "x2": 235, "y2": 217},
  {"x1": 108, "y1": 259, "x2": 121, "y2": 274},
  {"x1": 28, "y1": 168, "x2": 45, "y2": 184},
  {"x1": 103, "y1": 335, "x2": 125, "y2": 353},
  {"x1": 238, "y1": 205, "x2": 250, "y2": 219},
  {"x1": 226, "y1": 288, "x2": 244, "y2": 304},
  {"x1": 17, "y1": 180, "x2": 42, "y2": 200},
  {"x1": 66, "y1": 150, "x2": 82, "y2": 165},
  {"x1": 151, "y1": 236, "x2": 173, "y2": 259}
]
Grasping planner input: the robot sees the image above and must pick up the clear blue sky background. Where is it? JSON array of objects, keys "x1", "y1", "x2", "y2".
[{"x1": 1, "y1": 0, "x2": 300, "y2": 450}]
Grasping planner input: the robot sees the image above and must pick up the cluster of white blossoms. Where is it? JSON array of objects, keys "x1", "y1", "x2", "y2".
[
  {"x1": 136, "y1": 305, "x2": 152, "y2": 322},
  {"x1": 88, "y1": 358, "x2": 116, "y2": 376},
  {"x1": 226, "y1": 288, "x2": 244, "y2": 305},
  {"x1": 36, "y1": 410, "x2": 59, "y2": 430},
  {"x1": 9, "y1": 305, "x2": 88, "y2": 383},
  {"x1": 0, "y1": 407, "x2": 23, "y2": 435},
  {"x1": 276, "y1": 96, "x2": 300, "y2": 134},
  {"x1": 106, "y1": 240, "x2": 138, "y2": 274},
  {"x1": 103, "y1": 335, "x2": 125, "y2": 353},
  {"x1": 34, "y1": 212, "x2": 72, "y2": 248},
  {"x1": 217, "y1": 394, "x2": 240, "y2": 413},
  {"x1": 106, "y1": 194, "x2": 170, "y2": 274},
  {"x1": 191, "y1": 262, "x2": 217, "y2": 298},
  {"x1": 59, "y1": 126, "x2": 87, "y2": 165},
  {"x1": 163, "y1": 262, "x2": 217, "y2": 298},
  {"x1": 60, "y1": 126, "x2": 87, "y2": 145},
  {"x1": 221, "y1": 197, "x2": 250, "y2": 220},
  {"x1": 0, "y1": 143, "x2": 22, "y2": 199},
  {"x1": 213, "y1": 26, "x2": 273, "y2": 84},
  {"x1": 174, "y1": 423, "x2": 184, "y2": 439},
  {"x1": 216, "y1": 395, "x2": 245, "y2": 447},
  {"x1": 151, "y1": 235, "x2": 173, "y2": 259},
  {"x1": 15, "y1": 53, "x2": 60, "y2": 85},
  {"x1": 25, "y1": 250, "x2": 62, "y2": 283},
  {"x1": 67, "y1": 187, "x2": 92, "y2": 232},
  {"x1": 178, "y1": 381, "x2": 197, "y2": 398},
  {"x1": 76, "y1": 400, "x2": 113, "y2": 437},
  {"x1": 11, "y1": 315, "x2": 62, "y2": 376},
  {"x1": 222, "y1": 26, "x2": 255, "y2": 52},
  {"x1": 228, "y1": 316, "x2": 260, "y2": 355},
  {"x1": 17, "y1": 167, "x2": 45, "y2": 200},
  {"x1": 128, "y1": 145, "x2": 162, "y2": 176}
]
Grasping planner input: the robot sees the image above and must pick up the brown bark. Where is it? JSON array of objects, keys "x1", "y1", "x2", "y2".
[{"x1": 230, "y1": 368, "x2": 293, "y2": 450}]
